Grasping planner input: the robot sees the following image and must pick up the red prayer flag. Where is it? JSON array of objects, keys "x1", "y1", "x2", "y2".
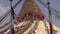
[
  {"x1": 27, "y1": 11, "x2": 32, "y2": 16},
  {"x1": 21, "y1": 14, "x2": 27, "y2": 20},
  {"x1": 11, "y1": 27, "x2": 15, "y2": 34},
  {"x1": 34, "y1": 13, "x2": 44, "y2": 19},
  {"x1": 21, "y1": 11, "x2": 32, "y2": 20},
  {"x1": 20, "y1": 11, "x2": 45, "y2": 21},
  {"x1": 49, "y1": 23, "x2": 53, "y2": 34}
]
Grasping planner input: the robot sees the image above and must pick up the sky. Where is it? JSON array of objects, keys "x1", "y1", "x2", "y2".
[{"x1": 0, "y1": 0, "x2": 60, "y2": 28}]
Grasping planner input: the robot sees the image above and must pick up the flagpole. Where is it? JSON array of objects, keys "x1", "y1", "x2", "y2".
[
  {"x1": 10, "y1": 0, "x2": 13, "y2": 34},
  {"x1": 47, "y1": 0, "x2": 53, "y2": 34}
]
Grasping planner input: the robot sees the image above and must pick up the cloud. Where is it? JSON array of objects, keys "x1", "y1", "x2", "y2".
[{"x1": 0, "y1": 3, "x2": 9, "y2": 17}]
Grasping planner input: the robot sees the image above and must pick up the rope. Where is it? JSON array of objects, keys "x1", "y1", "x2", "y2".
[
  {"x1": 0, "y1": 0, "x2": 22, "y2": 22},
  {"x1": 0, "y1": 13, "x2": 10, "y2": 25},
  {"x1": 37, "y1": 0, "x2": 59, "y2": 15},
  {"x1": 47, "y1": 0, "x2": 53, "y2": 34}
]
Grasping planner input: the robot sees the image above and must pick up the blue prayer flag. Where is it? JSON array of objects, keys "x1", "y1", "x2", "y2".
[{"x1": 11, "y1": 6, "x2": 16, "y2": 19}]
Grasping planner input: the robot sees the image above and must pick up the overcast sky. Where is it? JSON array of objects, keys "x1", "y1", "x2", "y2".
[{"x1": 0, "y1": 0, "x2": 60, "y2": 28}]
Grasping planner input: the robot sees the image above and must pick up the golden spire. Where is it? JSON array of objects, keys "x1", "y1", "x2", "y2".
[{"x1": 18, "y1": 0, "x2": 44, "y2": 21}]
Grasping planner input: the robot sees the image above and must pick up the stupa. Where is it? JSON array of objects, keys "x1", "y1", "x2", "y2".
[{"x1": 0, "y1": 0, "x2": 60, "y2": 34}]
